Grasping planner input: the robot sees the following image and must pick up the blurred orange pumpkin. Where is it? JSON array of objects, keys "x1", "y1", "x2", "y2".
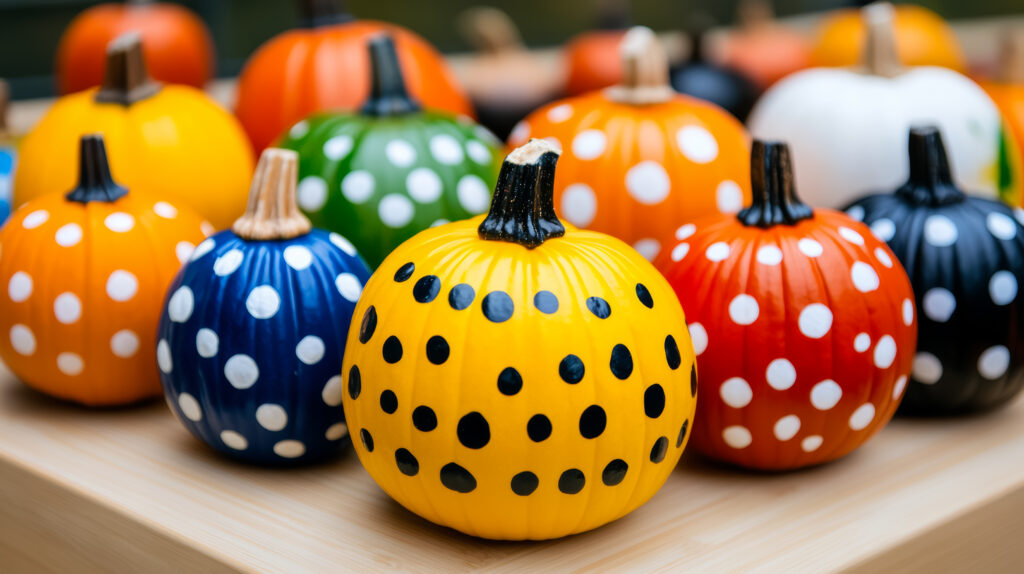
[
  {"x1": 720, "y1": 0, "x2": 812, "y2": 88},
  {"x1": 564, "y1": 29, "x2": 628, "y2": 97}
]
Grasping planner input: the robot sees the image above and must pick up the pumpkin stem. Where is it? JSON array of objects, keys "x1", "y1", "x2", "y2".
[
  {"x1": 65, "y1": 135, "x2": 129, "y2": 204},
  {"x1": 897, "y1": 126, "x2": 965, "y2": 206},
  {"x1": 998, "y1": 30, "x2": 1024, "y2": 85},
  {"x1": 95, "y1": 32, "x2": 161, "y2": 105},
  {"x1": 605, "y1": 26, "x2": 675, "y2": 104},
  {"x1": 459, "y1": 7, "x2": 524, "y2": 55},
  {"x1": 478, "y1": 139, "x2": 565, "y2": 248},
  {"x1": 232, "y1": 148, "x2": 312, "y2": 240},
  {"x1": 738, "y1": 140, "x2": 813, "y2": 228},
  {"x1": 860, "y1": 2, "x2": 902, "y2": 78},
  {"x1": 361, "y1": 34, "x2": 421, "y2": 117},
  {"x1": 299, "y1": 0, "x2": 352, "y2": 27},
  {"x1": 737, "y1": 0, "x2": 774, "y2": 31}
]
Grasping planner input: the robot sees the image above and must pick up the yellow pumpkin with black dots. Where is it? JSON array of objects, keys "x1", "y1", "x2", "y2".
[{"x1": 341, "y1": 139, "x2": 697, "y2": 540}]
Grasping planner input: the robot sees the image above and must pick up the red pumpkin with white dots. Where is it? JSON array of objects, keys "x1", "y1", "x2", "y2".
[{"x1": 656, "y1": 141, "x2": 916, "y2": 470}]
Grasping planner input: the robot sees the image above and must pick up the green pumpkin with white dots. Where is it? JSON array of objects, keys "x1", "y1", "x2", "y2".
[{"x1": 278, "y1": 35, "x2": 502, "y2": 268}]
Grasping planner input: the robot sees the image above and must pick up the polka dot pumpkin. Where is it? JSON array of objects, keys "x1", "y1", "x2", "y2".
[
  {"x1": 508, "y1": 26, "x2": 751, "y2": 262},
  {"x1": 844, "y1": 127, "x2": 1024, "y2": 413},
  {"x1": 158, "y1": 148, "x2": 371, "y2": 464},
  {"x1": 278, "y1": 34, "x2": 501, "y2": 269},
  {"x1": 342, "y1": 139, "x2": 697, "y2": 540},
  {"x1": 656, "y1": 141, "x2": 916, "y2": 470},
  {"x1": 0, "y1": 134, "x2": 209, "y2": 406}
]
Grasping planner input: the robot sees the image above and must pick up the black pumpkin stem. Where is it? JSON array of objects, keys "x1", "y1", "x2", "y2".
[
  {"x1": 95, "y1": 32, "x2": 161, "y2": 105},
  {"x1": 896, "y1": 126, "x2": 965, "y2": 206},
  {"x1": 737, "y1": 140, "x2": 813, "y2": 228},
  {"x1": 361, "y1": 35, "x2": 421, "y2": 117},
  {"x1": 479, "y1": 139, "x2": 565, "y2": 248},
  {"x1": 299, "y1": 0, "x2": 351, "y2": 28},
  {"x1": 66, "y1": 135, "x2": 129, "y2": 204}
]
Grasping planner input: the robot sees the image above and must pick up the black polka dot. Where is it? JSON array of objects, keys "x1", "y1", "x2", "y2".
[
  {"x1": 558, "y1": 469, "x2": 585, "y2": 494},
  {"x1": 610, "y1": 344, "x2": 633, "y2": 380},
  {"x1": 457, "y1": 412, "x2": 490, "y2": 449},
  {"x1": 440, "y1": 462, "x2": 476, "y2": 493},
  {"x1": 358, "y1": 306, "x2": 377, "y2": 344},
  {"x1": 448, "y1": 283, "x2": 475, "y2": 310},
  {"x1": 527, "y1": 414, "x2": 552, "y2": 442},
  {"x1": 690, "y1": 364, "x2": 698, "y2": 397},
  {"x1": 559, "y1": 354, "x2": 585, "y2": 384},
  {"x1": 676, "y1": 419, "x2": 689, "y2": 448},
  {"x1": 347, "y1": 365, "x2": 361, "y2": 400},
  {"x1": 602, "y1": 459, "x2": 628, "y2": 486},
  {"x1": 586, "y1": 297, "x2": 611, "y2": 319},
  {"x1": 426, "y1": 335, "x2": 449, "y2": 365},
  {"x1": 482, "y1": 291, "x2": 515, "y2": 323},
  {"x1": 360, "y1": 429, "x2": 374, "y2": 452},
  {"x1": 510, "y1": 471, "x2": 539, "y2": 496},
  {"x1": 665, "y1": 335, "x2": 681, "y2": 370},
  {"x1": 413, "y1": 275, "x2": 441, "y2": 303},
  {"x1": 636, "y1": 283, "x2": 653, "y2": 308},
  {"x1": 394, "y1": 262, "x2": 415, "y2": 282},
  {"x1": 644, "y1": 384, "x2": 665, "y2": 418},
  {"x1": 533, "y1": 290, "x2": 559, "y2": 314},
  {"x1": 380, "y1": 390, "x2": 398, "y2": 414},
  {"x1": 412, "y1": 406, "x2": 437, "y2": 432},
  {"x1": 383, "y1": 336, "x2": 403, "y2": 364},
  {"x1": 579, "y1": 405, "x2": 606, "y2": 439},
  {"x1": 497, "y1": 367, "x2": 523, "y2": 396},
  {"x1": 395, "y1": 448, "x2": 419, "y2": 476},
  {"x1": 650, "y1": 436, "x2": 669, "y2": 463}
]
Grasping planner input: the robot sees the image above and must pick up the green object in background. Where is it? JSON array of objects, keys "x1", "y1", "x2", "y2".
[{"x1": 277, "y1": 34, "x2": 501, "y2": 269}]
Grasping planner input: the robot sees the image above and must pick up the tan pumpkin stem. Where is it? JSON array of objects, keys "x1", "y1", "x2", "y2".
[
  {"x1": 998, "y1": 30, "x2": 1024, "y2": 85},
  {"x1": 605, "y1": 26, "x2": 675, "y2": 104},
  {"x1": 860, "y1": 2, "x2": 902, "y2": 78},
  {"x1": 459, "y1": 7, "x2": 524, "y2": 54},
  {"x1": 737, "y1": 0, "x2": 774, "y2": 30},
  {"x1": 233, "y1": 149, "x2": 312, "y2": 241},
  {"x1": 95, "y1": 32, "x2": 161, "y2": 105}
]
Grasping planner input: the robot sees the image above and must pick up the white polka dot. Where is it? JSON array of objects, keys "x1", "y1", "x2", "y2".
[
  {"x1": 191, "y1": 238, "x2": 216, "y2": 261},
  {"x1": 756, "y1": 245, "x2": 783, "y2": 265},
  {"x1": 854, "y1": 333, "x2": 871, "y2": 352},
  {"x1": 201, "y1": 221, "x2": 215, "y2": 236},
  {"x1": 289, "y1": 120, "x2": 309, "y2": 139},
  {"x1": 728, "y1": 294, "x2": 759, "y2": 325},
  {"x1": 297, "y1": 176, "x2": 328, "y2": 212},
  {"x1": 924, "y1": 215, "x2": 958, "y2": 246},
  {"x1": 167, "y1": 286, "x2": 195, "y2": 323},
  {"x1": 509, "y1": 121, "x2": 530, "y2": 143},
  {"x1": 671, "y1": 243, "x2": 690, "y2": 261},
  {"x1": 431, "y1": 219, "x2": 449, "y2": 227},
  {"x1": 913, "y1": 352, "x2": 943, "y2": 384},
  {"x1": 874, "y1": 247, "x2": 893, "y2": 268},
  {"x1": 175, "y1": 241, "x2": 195, "y2": 263},
  {"x1": 873, "y1": 335, "x2": 897, "y2": 369},
  {"x1": 224, "y1": 354, "x2": 259, "y2": 389},
  {"x1": 8, "y1": 271, "x2": 32, "y2": 302},
  {"x1": 274, "y1": 440, "x2": 306, "y2": 458},
  {"x1": 22, "y1": 210, "x2": 49, "y2": 229},
  {"x1": 688, "y1": 323, "x2": 708, "y2": 355},
  {"x1": 220, "y1": 430, "x2": 247, "y2": 450},
  {"x1": 195, "y1": 328, "x2": 219, "y2": 358},
  {"x1": 633, "y1": 239, "x2": 660, "y2": 260},
  {"x1": 406, "y1": 168, "x2": 442, "y2": 203},
  {"x1": 153, "y1": 202, "x2": 178, "y2": 219},
  {"x1": 798, "y1": 238, "x2": 823, "y2": 257},
  {"x1": 256, "y1": 403, "x2": 288, "y2": 431},
  {"x1": 987, "y1": 212, "x2": 1017, "y2": 240},
  {"x1": 838, "y1": 226, "x2": 864, "y2": 245},
  {"x1": 177, "y1": 393, "x2": 201, "y2": 421},
  {"x1": 798, "y1": 304, "x2": 833, "y2": 339},
  {"x1": 571, "y1": 130, "x2": 607, "y2": 160},
  {"x1": 246, "y1": 286, "x2": 281, "y2": 319},
  {"x1": 474, "y1": 125, "x2": 499, "y2": 144},
  {"x1": 989, "y1": 271, "x2": 1018, "y2": 305},
  {"x1": 978, "y1": 345, "x2": 1011, "y2": 380},
  {"x1": 851, "y1": 262, "x2": 879, "y2": 292},
  {"x1": 54, "y1": 292, "x2": 81, "y2": 324},
  {"x1": 706, "y1": 242, "x2": 730, "y2": 261},
  {"x1": 849, "y1": 403, "x2": 876, "y2": 431},
  {"x1": 104, "y1": 212, "x2": 134, "y2": 232},
  {"x1": 105, "y1": 270, "x2": 138, "y2": 301},
  {"x1": 625, "y1": 161, "x2": 670, "y2": 204},
  {"x1": 902, "y1": 298, "x2": 914, "y2": 326},
  {"x1": 457, "y1": 175, "x2": 491, "y2": 214},
  {"x1": 110, "y1": 330, "x2": 139, "y2": 358},
  {"x1": 296, "y1": 335, "x2": 325, "y2": 365},
  {"x1": 870, "y1": 218, "x2": 896, "y2": 242},
  {"x1": 560, "y1": 183, "x2": 597, "y2": 227},
  {"x1": 675, "y1": 223, "x2": 696, "y2": 240},
  {"x1": 802, "y1": 435, "x2": 823, "y2": 452},
  {"x1": 893, "y1": 375, "x2": 908, "y2": 399},
  {"x1": 722, "y1": 425, "x2": 752, "y2": 448},
  {"x1": 810, "y1": 379, "x2": 842, "y2": 410},
  {"x1": 325, "y1": 422, "x2": 348, "y2": 440},
  {"x1": 923, "y1": 288, "x2": 956, "y2": 321},
  {"x1": 157, "y1": 339, "x2": 172, "y2": 373},
  {"x1": 546, "y1": 103, "x2": 573, "y2": 122},
  {"x1": 716, "y1": 180, "x2": 744, "y2": 214},
  {"x1": 323, "y1": 135, "x2": 353, "y2": 160},
  {"x1": 55, "y1": 223, "x2": 82, "y2": 247},
  {"x1": 283, "y1": 245, "x2": 313, "y2": 270},
  {"x1": 385, "y1": 139, "x2": 417, "y2": 167},
  {"x1": 335, "y1": 273, "x2": 362, "y2": 302},
  {"x1": 430, "y1": 134, "x2": 464, "y2": 165},
  {"x1": 766, "y1": 358, "x2": 796, "y2": 390},
  {"x1": 213, "y1": 249, "x2": 245, "y2": 276},
  {"x1": 341, "y1": 171, "x2": 375, "y2": 204},
  {"x1": 322, "y1": 375, "x2": 343, "y2": 406},
  {"x1": 329, "y1": 233, "x2": 357, "y2": 256},
  {"x1": 676, "y1": 125, "x2": 718, "y2": 164},
  {"x1": 466, "y1": 140, "x2": 492, "y2": 165},
  {"x1": 773, "y1": 415, "x2": 801, "y2": 441},
  {"x1": 57, "y1": 352, "x2": 84, "y2": 376},
  {"x1": 846, "y1": 205, "x2": 865, "y2": 221},
  {"x1": 720, "y1": 377, "x2": 752, "y2": 408}
]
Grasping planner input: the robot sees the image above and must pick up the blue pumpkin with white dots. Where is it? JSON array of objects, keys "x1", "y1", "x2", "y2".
[{"x1": 158, "y1": 148, "x2": 371, "y2": 464}]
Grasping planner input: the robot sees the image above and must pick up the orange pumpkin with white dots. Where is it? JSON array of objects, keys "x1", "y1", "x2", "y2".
[
  {"x1": 509, "y1": 26, "x2": 751, "y2": 261},
  {"x1": 0, "y1": 135, "x2": 208, "y2": 406},
  {"x1": 656, "y1": 141, "x2": 916, "y2": 470},
  {"x1": 342, "y1": 139, "x2": 697, "y2": 540}
]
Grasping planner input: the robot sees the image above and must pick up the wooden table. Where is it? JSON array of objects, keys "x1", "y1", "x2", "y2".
[{"x1": 0, "y1": 361, "x2": 1021, "y2": 573}]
